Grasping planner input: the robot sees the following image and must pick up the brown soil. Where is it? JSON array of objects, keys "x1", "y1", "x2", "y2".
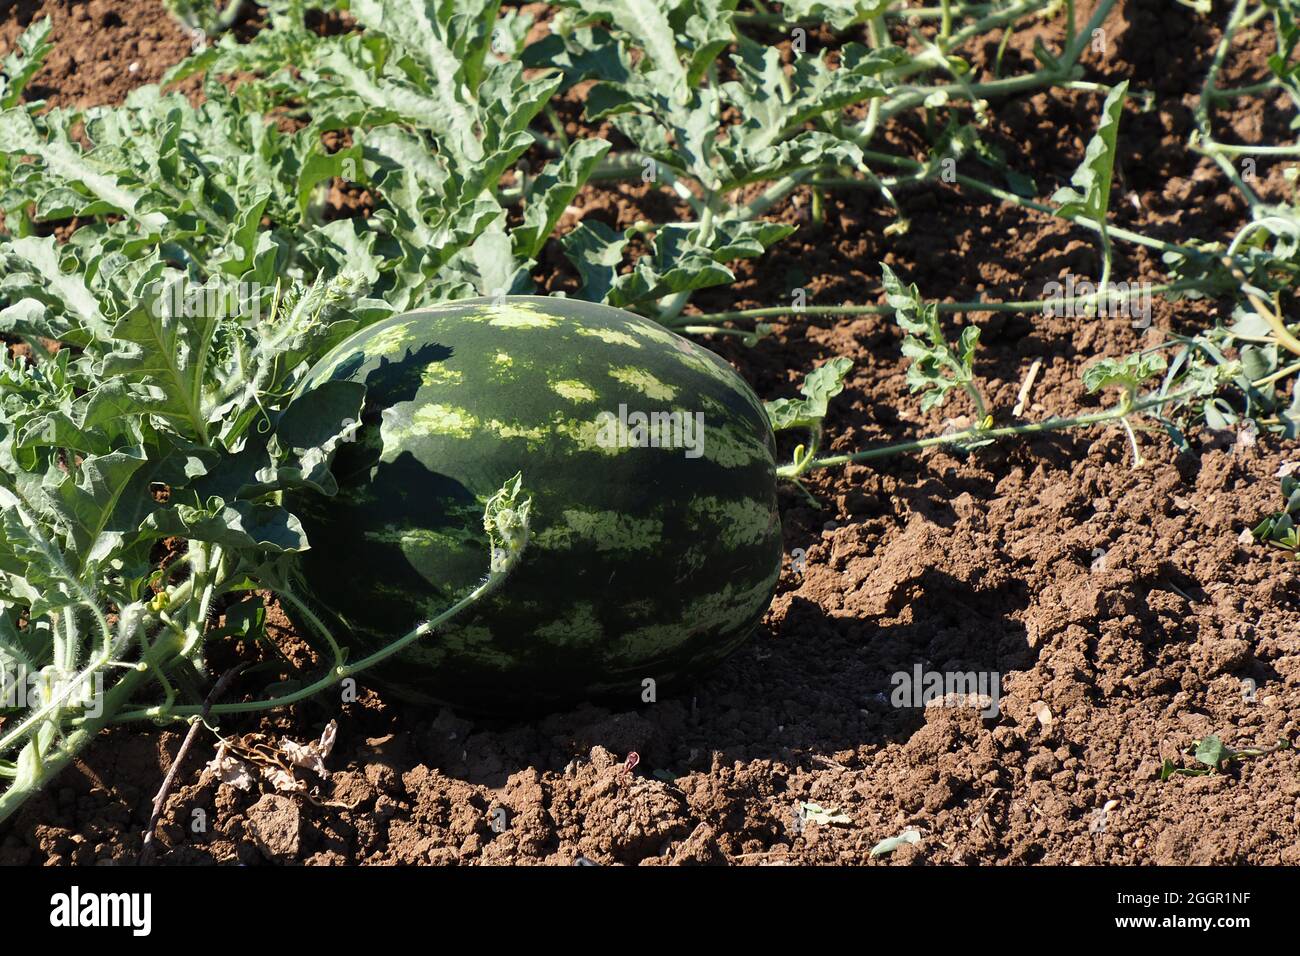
[
  {"x1": 1, "y1": 0, "x2": 1297, "y2": 866},
  {"x1": 0, "y1": 0, "x2": 196, "y2": 106}
]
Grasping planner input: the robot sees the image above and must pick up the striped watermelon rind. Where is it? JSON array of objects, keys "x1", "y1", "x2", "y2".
[{"x1": 286, "y1": 296, "x2": 782, "y2": 712}]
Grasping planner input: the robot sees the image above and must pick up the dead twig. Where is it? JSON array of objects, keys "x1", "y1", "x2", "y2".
[
  {"x1": 139, "y1": 663, "x2": 247, "y2": 865},
  {"x1": 809, "y1": 754, "x2": 850, "y2": 772},
  {"x1": 1013, "y1": 357, "x2": 1043, "y2": 418},
  {"x1": 972, "y1": 787, "x2": 1002, "y2": 840}
]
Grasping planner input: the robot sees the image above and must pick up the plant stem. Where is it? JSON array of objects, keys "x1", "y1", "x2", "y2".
[
  {"x1": 139, "y1": 662, "x2": 246, "y2": 865},
  {"x1": 736, "y1": 170, "x2": 814, "y2": 220},
  {"x1": 0, "y1": 630, "x2": 186, "y2": 825},
  {"x1": 903, "y1": 0, "x2": 1059, "y2": 60},
  {"x1": 963, "y1": 382, "x2": 990, "y2": 422},
  {"x1": 276, "y1": 588, "x2": 347, "y2": 667},
  {"x1": 210, "y1": 0, "x2": 247, "y2": 37},
  {"x1": 1098, "y1": 223, "x2": 1114, "y2": 294},
  {"x1": 1253, "y1": 360, "x2": 1300, "y2": 389},
  {"x1": 676, "y1": 280, "x2": 1200, "y2": 326},
  {"x1": 1209, "y1": 81, "x2": 1278, "y2": 100},
  {"x1": 1200, "y1": 142, "x2": 1300, "y2": 157},
  {"x1": 1244, "y1": 290, "x2": 1300, "y2": 357},
  {"x1": 778, "y1": 388, "x2": 1198, "y2": 478},
  {"x1": 108, "y1": 565, "x2": 510, "y2": 721},
  {"x1": 1193, "y1": 0, "x2": 1270, "y2": 209},
  {"x1": 735, "y1": 5, "x2": 997, "y2": 26},
  {"x1": 657, "y1": 200, "x2": 717, "y2": 324},
  {"x1": 852, "y1": 148, "x2": 1299, "y2": 275},
  {"x1": 861, "y1": 15, "x2": 889, "y2": 142},
  {"x1": 543, "y1": 104, "x2": 570, "y2": 152}
]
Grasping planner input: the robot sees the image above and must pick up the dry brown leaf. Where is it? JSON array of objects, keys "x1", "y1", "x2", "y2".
[
  {"x1": 205, "y1": 741, "x2": 255, "y2": 791},
  {"x1": 208, "y1": 721, "x2": 339, "y2": 794},
  {"x1": 262, "y1": 766, "x2": 306, "y2": 794},
  {"x1": 279, "y1": 720, "x2": 337, "y2": 778}
]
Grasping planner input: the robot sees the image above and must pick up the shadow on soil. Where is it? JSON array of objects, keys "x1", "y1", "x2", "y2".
[{"x1": 403, "y1": 569, "x2": 1034, "y2": 790}]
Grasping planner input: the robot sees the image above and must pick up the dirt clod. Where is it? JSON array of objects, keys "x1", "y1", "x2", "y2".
[{"x1": 244, "y1": 795, "x2": 302, "y2": 863}]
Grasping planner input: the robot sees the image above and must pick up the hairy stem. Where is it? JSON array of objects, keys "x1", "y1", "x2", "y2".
[
  {"x1": 778, "y1": 388, "x2": 1199, "y2": 478},
  {"x1": 107, "y1": 563, "x2": 513, "y2": 722},
  {"x1": 677, "y1": 280, "x2": 1199, "y2": 326}
]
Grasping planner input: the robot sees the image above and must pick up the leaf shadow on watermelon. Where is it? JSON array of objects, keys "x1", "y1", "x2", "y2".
[
  {"x1": 332, "y1": 341, "x2": 455, "y2": 407},
  {"x1": 326, "y1": 342, "x2": 456, "y2": 483},
  {"x1": 286, "y1": 446, "x2": 486, "y2": 682}
]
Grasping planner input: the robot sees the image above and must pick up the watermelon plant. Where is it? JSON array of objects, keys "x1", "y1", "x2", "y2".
[
  {"x1": 0, "y1": 262, "x2": 536, "y2": 821},
  {"x1": 0, "y1": 3, "x2": 597, "y2": 823},
  {"x1": 1252, "y1": 473, "x2": 1300, "y2": 557},
  {"x1": 0, "y1": 0, "x2": 1297, "y2": 828},
  {"x1": 162, "y1": 0, "x2": 248, "y2": 41},
  {"x1": 530, "y1": 0, "x2": 1131, "y2": 328}
]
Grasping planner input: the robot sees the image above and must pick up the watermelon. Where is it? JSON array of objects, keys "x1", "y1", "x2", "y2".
[{"x1": 286, "y1": 296, "x2": 783, "y2": 712}]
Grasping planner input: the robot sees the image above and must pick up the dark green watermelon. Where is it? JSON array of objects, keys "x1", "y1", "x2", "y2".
[{"x1": 286, "y1": 296, "x2": 782, "y2": 712}]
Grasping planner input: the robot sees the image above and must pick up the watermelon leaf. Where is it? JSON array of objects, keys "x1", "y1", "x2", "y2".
[
  {"x1": 561, "y1": 0, "x2": 695, "y2": 103},
  {"x1": 1052, "y1": 80, "x2": 1129, "y2": 224},
  {"x1": 778, "y1": 0, "x2": 892, "y2": 30},
  {"x1": 0, "y1": 17, "x2": 54, "y2": 109},
  {"x1": 882, "y1": 264, "x2": 986, "y2": 417},
  {"x1": 560, "y1": 221, "x2": 629, "y2": 303},
  {"x1": 0, "y1": 108, "x2": 169, "y2": 234},
  {"x1": 514, "y1": 139, "x2": 612, "y2": 259},
  {"x1": 1082, "y1": 353, "x2": 1168, "y2": 396},
  {"x1": 144, "y1": 500, "x2": 310, "y2": 554},
  {"x1": 765, "y1": 357, "x2": 853, "y2": 431}
]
